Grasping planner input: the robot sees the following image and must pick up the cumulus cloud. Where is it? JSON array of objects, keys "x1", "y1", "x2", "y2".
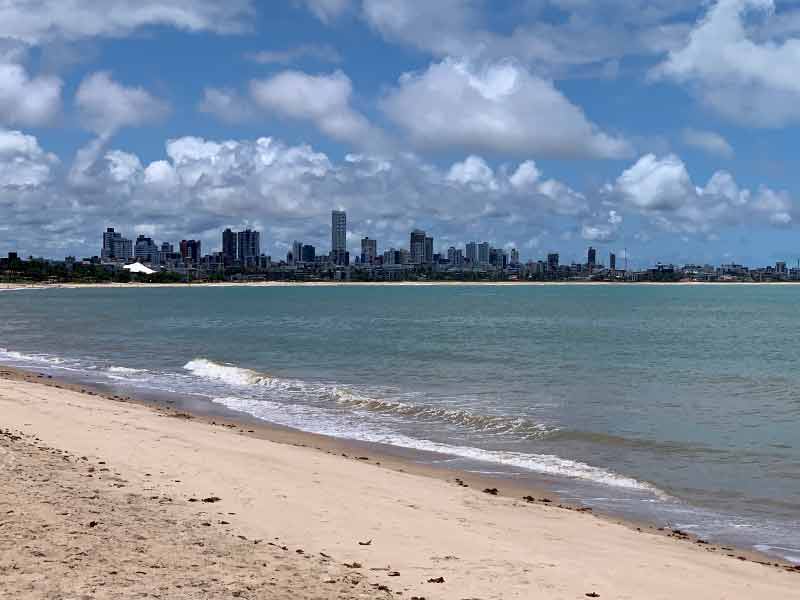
[
  {"x1": 0, "y1": 127, "x2": 599, "y2": 258},
  {"x1": 581, "y1": 211, "x2": 623, "y2": 242},
  {"x1": 75, "y1": 71, "x2": 169, "y2": 136},
  {"x1": 381, "y1": 58, "x2": 631, "y2": 159},
  {"x1": 2, "y1": 127, "x2": 797, "y2": 261},
  {"x1": 681, "y1": 128, "x2": 734, "y2": 158},
  {"x1": 654, "y1": 0, "x2": 800, "y2": 126},
  {"x1": 198, "y1": 87, "x2": 254, "y2": 123},
  {"x1": 0, "y1": 1, "x2": 254, "y2": 44},
  {"x1": 250, "y1": 70, "x2": 379, "y2": 146},
  {"x1": 360, "y1": 0, "x2": 696, "y2": 76},
  {"x1": 0, "y1": 128, "x2": 58, "y2": 188},
  {"x1": 611, "y1": 153, "x2": 794, "y2": 233},
  {"x1": 247, "y1": 44, "x2": 342, "y2": 65},
  {"x1": 0, "y1": 62, "x2": 61, "y2": 126}
]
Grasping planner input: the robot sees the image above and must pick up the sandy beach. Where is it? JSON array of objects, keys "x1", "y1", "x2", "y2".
[{"x1": 1, "y1": 374, "x2": 798, "y2": 599}]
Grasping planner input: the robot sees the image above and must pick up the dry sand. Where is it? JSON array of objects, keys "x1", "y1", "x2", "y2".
[{"x1": 1, "y1": 377, "x2": 798, "y2": 599}]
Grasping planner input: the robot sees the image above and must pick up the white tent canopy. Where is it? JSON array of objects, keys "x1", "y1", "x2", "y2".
[{"x1": 123, "y1": 262, "x2": 156, "y2": 275}]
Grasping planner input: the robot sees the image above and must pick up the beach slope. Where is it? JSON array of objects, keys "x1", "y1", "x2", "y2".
[{"x1": 0, "y1": 378, "x2": 797, "y2": 599}]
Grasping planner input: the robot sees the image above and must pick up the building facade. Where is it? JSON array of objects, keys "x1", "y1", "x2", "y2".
[
  {"x1": 134, "y1": 235, "x2": 160, "y2": 265},
  {"x1": 478, "y1": 242, "x2": 490, "y2": 265},
  {"x1": 410, "y1": 229, "x2": 426, "y2": 265},
  {"x1": 101, "y1": 228, "x2": 133, "y2": 262},
  {"x1": 222, "y1": 228, "x2": 237, "y2": 263},
  {"x1": 360, "y1": 237, "x2": 377, "y2": 265},
  {"x1": 180, "y1": 239, "x2": 202, "y2": 263},
  {"x1": 237, "y1": 229, "x2": 261, "y2": 266},
  {"x1": 331, "y1": 210, "x2": 347, "y2": 265}
]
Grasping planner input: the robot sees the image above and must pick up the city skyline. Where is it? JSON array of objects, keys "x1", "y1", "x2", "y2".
[
  {"x1": 82, "y1": 213, "x2": 800, "y2": 276},
  {"x1": 4, "y1": 2, "x2": 800, "y2": 267}
]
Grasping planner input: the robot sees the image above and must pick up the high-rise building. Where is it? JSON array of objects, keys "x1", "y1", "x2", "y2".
[
  {"x1": 478, "y1": 242, "x2": 490, "y2": 265},
  {"x1": 101, "y1": 227, "x2": 132, "y2": 261},
  {"x1": 776, "y1": 261, "x2": 787, "y2": 274},
  {"x1": 424, "y1": 236, "x2": 434, "y2": 264},
  {"x1": 180, "y1": 239, "x2": 202, "y2": 263},
  {"x1": 587, "y1": 246, "x2": 597, "y2": 268},
  {"x1": 466, "y1": 242, "x2": 477, "y2": 265},
  {"x1": 331, "y1": 210, "x2": 347, "y2": 265},
  {"x1": 237, "y1": 229, "x2": 260, "y2": 266},
  {"x1": 135, "y1": 235, "x2": 160, "y2": 265},
  {"x1": 222, "y1": 228, "x2": 236, "y2": 263},
  {"x1": 301, "y1": 244, "x2": 316, "y2": 263},
  {"x1": 409, "y1": 229, "x2": 426, "y2": 265},
  {"x1": 510, "y1": 248, "x2": 520, "y2": 265},
  {"x1": 490, "y1": 248, "x2": 506, "y2": 268},
  {"x1": 360, "y1": 237, "x2": 377, "y2": 265},
  {"x1": 547, "y1": 253, "x2": 559, "y2": 271},
  {"x1": 609, "y1": 252, "x2": 617, "y2": 271},
  {"x1": 291, "y1": 240, "x2": 303, "y2": 265}
]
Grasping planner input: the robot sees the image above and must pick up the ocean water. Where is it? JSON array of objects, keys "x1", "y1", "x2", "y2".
[{"x1": 0, "y1": 284, "x2": 798, "y2": 562}]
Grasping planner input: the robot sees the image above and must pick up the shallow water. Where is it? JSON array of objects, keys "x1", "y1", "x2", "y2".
[{"x1": 1, "y1": 284, "x2": 798, "y2": 561}]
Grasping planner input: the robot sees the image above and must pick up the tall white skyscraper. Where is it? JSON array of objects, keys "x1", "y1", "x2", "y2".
[
  {"x1": 331, "y1": 210, "x2": 347, "y2": 265},
  {"x1": 292, "y1": 240, "x2": 303, "y2": 265}
]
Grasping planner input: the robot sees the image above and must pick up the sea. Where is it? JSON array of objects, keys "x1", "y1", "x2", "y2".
[{"x1": 0, "y1": 284, "x2": 798, "y2": 563}]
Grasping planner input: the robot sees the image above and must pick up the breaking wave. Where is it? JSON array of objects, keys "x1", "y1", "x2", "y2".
[
  {"x1": 186, "y1": 358, "x2": 659, "y2": 494},
  {"x1": 334, "y1": 390, "x2": 556, "y2": 439}
]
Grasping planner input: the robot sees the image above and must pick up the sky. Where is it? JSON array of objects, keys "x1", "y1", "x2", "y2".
[{"x1": 3, "y1": 0, "x2": 800, "y2": 267}]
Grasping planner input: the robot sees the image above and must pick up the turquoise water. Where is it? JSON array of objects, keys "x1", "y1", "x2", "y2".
[{"x1": 1, "y1": 284, "x2": 798, "y2": 561}]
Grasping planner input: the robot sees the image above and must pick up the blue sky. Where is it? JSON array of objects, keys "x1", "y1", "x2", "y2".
[{"x1": 2, "y1": 0, "x2": 800, "y2": 268}]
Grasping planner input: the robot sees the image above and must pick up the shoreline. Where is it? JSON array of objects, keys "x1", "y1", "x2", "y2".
[
  {"x1": 1, "y1": 364, "x2": 796, "y2": 572},
  {"x1": 0, "y1": 371, "x2": 798, "y2": 598},
  {"x1": 6, "y1": 280, "x2": 800, "y2": 289}
]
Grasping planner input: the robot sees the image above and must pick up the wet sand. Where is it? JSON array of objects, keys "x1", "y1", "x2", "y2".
[{"x1": 1, "y1": 371, "x2": 798, "y2": 599}]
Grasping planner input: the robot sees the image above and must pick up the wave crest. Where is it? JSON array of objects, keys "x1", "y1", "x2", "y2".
[{"x1": 334, "y1": 390, "x2": 556, "y2": 439}]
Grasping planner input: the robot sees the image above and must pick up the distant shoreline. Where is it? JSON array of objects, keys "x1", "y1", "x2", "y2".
[{"x1": 5, "y1": 280, "x2": 800, "y2": 290}]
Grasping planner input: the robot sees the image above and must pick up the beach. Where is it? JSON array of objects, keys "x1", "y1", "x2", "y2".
[{"x1": 1, "y1": 372, "x2": 798, "y2": 599}]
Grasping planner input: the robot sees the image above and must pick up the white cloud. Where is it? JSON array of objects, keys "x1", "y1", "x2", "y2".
[
  {"x1": 681, "y1": 128, "x2": 734, "y2": 158},
  {"x1": 2, "y1": 129, "x2": 797, "y2": 260},
  {"x1": 581, "y1": 210, "x2": 623, "y2": 242},
  {"x1": 0, "y1": 62, "x2": 61, "y2": 126},
  {"x1": 654, "y1": 0, "x2": 800, "y2": 126},
  {"x1": 0, "y1": 1, "x2": 254, "y2": 44},
  {"x1": 446, "y1": 155, "x2": 497, "y2": 190},
  {"x1": 381, "y1": 58, "x2": 631, "y2": 159},
  {"x1": 250, "y1": 70, "x2": 377, "y2": 146},
  {"x1": 0, "y1": 128, "x2": 58, "y2": 188},
  {"x1": 198, "y1": 87, "x2": 254, "y2": 123},
  {"x1": 615, "y1": 154, "x2": 694, "y2": 211},
  {"x1": 510, "y1": 161, "x2": 542, "y2": 189},
  {"x1": 75, "y1": 71, "x2": 169, "y2": 136},
  {"x1": 247, "y1": 44, "x2": 342, "y2": 65},
  {"x1": 360, "y1": 0, "x2": 697, "y2": 76},
  {"x1": 611, "y1": 153, "x2": 794, "y2": 233}
]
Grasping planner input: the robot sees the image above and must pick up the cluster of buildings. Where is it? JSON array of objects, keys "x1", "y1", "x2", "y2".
[
  {"x1": 4, "y1": 210, "x2": 800, "y2": 283},
  {"x1": 99, "y1": 227, "x2": 265, "y2": 275}
]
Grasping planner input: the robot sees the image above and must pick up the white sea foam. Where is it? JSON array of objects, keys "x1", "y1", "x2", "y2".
[
  {"x1": 184, "y1": 358, "x2": 278, "y2": 387},
  {"x1": 107, "y1": 366, "x2": 147, "y2": 374},
  {"x1": 211, "y1": 394, "x2": 662, "y2": 495},
  {"x1": 0, "y1": 347, "x2": 65, "y2": 365}
]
